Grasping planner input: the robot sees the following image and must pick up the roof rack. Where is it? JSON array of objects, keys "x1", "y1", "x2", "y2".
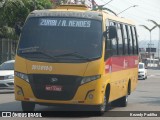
[{"x1": 56, "y1": 4, "x2": 89, "y2": 10}]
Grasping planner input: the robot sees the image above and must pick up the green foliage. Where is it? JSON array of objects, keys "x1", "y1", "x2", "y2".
[
  {"x1": 0, "y1": 26, "x2": 18, "y2": 39},
  {"x1": 23, "y1": 0, "x2": 53, "y2": 12},
  {"x1": 0, "y1": 0, "x2": 5, "y2": 26},
  {"x1": 3, "y1": 0, "x2": 53, "y2": 28},
  {"x1": 0, "y1": 0, "x2": 53, "y2": 39},
  {"x1": 3, "y1": 0, "x2": 29, "y2": 27}
]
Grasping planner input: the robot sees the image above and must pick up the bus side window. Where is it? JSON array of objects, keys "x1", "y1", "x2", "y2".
[
  {"x1": 105, "y1": 21, "x2": 118, "y2": 59},
  {"x1": 133, "y1": 27, "x2": 139, "y2": 54},
  {"x1": 124, "y1": 25, "x2": 129, "y2": 55},
  {"x1": 126, "y1": 26, "x2": 132, "y2": 55},
  {"x1": 105, "y1": 21, "x2": 112, "y2": 60},
  {"x1": 110, "y1": 21, "x2": 118, "y2": 56},
  {"x1": 117, "y1": 23, "x2": 124, "y2": 55},
  {"x1": 131, "y1": 26, "x2": 137, "y2": 55}
]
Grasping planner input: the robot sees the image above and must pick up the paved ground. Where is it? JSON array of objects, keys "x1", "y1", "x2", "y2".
[{"x1": 0, "y1": 69, "x2": 160, "y2": 119}]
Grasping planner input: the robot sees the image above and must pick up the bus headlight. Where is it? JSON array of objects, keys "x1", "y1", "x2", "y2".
[
  {"x1": 15, "y1": 72, "x2": 29, "y2": 82},
  {"x1": 81, "y1": 75, "x2": 101, "y2": 85}
]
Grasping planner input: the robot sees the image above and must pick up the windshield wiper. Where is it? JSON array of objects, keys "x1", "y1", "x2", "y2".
[
  {"x1": 54, "y1": 52, "x2": 91, "y2": 61},
  {"x1": 19, "y1": 50, "x2": 58, "y2": 61}
]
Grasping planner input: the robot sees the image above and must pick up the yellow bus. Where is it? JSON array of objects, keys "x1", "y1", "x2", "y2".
[{"x1": 14, "y1": 5, "x2": 139, "y2": 114}]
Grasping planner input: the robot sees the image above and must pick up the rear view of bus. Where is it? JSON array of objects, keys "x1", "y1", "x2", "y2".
[{"x1": 14, "y1": 5, "x2": 138, "y2": 114}]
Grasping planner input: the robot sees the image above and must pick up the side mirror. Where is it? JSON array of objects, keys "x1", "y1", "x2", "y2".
[{"x1": 108, "y1": 26, "x2": 117, "y2": 39}]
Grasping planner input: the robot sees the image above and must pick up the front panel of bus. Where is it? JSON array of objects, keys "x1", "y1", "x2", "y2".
[{"x1": 14, "y1": 11, "x2": 107, "y2": 105}]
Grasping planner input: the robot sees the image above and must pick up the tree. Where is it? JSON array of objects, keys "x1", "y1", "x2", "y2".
[
  {"x1": 0, "y1": 0, "x2": 19, "y2": 39},
  {"x1": 0, "y1": 0, "x2": 53, "y2": 38},
  {"x1": 0, "y1": 0, "x2": 54, "y2": 62},
  {"x1": 23, "y1": 0, "x2": 53, "y2": 11},
  {"x1": 52, "y1": 0, "x2": 68, "y2": 7}
]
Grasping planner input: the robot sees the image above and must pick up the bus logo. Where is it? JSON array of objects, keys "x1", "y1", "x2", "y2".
[{"x1": 32, "y1": 65, "x2": 53, "y2": 71}]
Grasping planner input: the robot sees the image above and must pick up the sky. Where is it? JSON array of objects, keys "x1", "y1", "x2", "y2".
[{"x1": 94, "y1": 0, "x2": 160, "y2": 42}]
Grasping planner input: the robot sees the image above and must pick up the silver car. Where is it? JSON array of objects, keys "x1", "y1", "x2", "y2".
[{"x1": 0, "y1": 60, "x2": 15, "y2": 89}]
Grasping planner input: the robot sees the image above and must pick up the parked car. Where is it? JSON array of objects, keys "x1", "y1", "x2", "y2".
[
  {"x1": 138, "y1": 62, "x2": 147, "y2": 80},
  {"x1": 0, "y1": 60, "x2": 15, "y2": 89}
]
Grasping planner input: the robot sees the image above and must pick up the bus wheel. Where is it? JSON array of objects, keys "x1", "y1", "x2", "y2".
[
  {"x1": 96, "y1": 93, "x2": 107, "y2": 116},
  {"x1": 96, "y1": 88, "x2": 110, "y2": 116},
  {"x1": 111, "y1": 95, "x2": 128, "y2": 107},
  {"x1": 100, "y1": 93, "x2": 107, "y2": 112},
  {"x1": 21, "y1": 101, "x2": 35, "y2": 111},
  {"x1": 118, "y1": 95, "x2": 128, "y2": 107}
]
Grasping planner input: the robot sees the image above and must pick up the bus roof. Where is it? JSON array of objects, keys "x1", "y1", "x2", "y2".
[
  {"x1": 29, "y1": 5, "x2": 135, "y2": 25},
  {"x1": 102, "y1": 11, "x2": 135, "y2": 25},
  {"x1": 29, "y1": 9, "x2": 102, "y2": 21}
]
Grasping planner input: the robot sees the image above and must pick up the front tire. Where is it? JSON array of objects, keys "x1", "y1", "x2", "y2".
[
  {"x1": 143, "y1": 77, "x2": 146, "y2": 80},
  {"x1": 96, "y1": 93, "x2": 107, "y2": 116},
  {"x1": 96, "y1": 85, "x2": 110, "y2": 115},
  {"x1": 21, "y1": 101, "x2": 35, "y2": 111},
  {"x1": 145, "y1": 75, "x2": 147, "y2": 79}
]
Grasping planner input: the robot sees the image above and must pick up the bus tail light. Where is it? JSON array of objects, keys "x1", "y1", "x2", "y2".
[
  {"x1": 81, "y1": 75, "x2": 101, "y2": 85},
  {"x1": 15, "y1": 72, "x2": 29, "y2": 82}
]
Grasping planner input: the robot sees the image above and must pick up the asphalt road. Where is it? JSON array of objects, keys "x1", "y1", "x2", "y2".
[{"x1": 0, "y1": 69, "x2": 160, "y2": 120}]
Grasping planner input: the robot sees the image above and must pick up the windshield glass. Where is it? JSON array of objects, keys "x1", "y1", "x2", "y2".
[
  {"x1": 139, "y1": 64, "x2": 144, "y2": 69},
  {"x1": 18, "y1": 17, "x2": 102, "y2": 62},
  {"x1": 0, "y1": 62, "x2": 14, "y2": 70}
]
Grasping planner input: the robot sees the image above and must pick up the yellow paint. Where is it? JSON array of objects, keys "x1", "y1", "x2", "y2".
[{"x1": 14, "y1": 5, "x2": 138, "y2": 106}]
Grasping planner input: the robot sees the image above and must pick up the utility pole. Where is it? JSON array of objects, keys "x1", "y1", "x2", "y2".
[
  {"x1": 140, "y1": 25, "x2": 157, "y2": 66},
  {"x1": 117, "y1": 5, "x2": 138, "y2": 15},
  {"x1": 148, "y1": 20, "x2": 160, "y2": 64}
]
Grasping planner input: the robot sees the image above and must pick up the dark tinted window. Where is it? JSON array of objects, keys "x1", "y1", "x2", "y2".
[
  {"x1": 127, "y1": 26, "x2": 133, "y2": 54},
  {"x1": 131, "y1": 26, "x2": 136, "y2": 54},
  {"x1": 109, "y1": 21, "x2": 118, "y2": 56},
  {"x1": 18, "y1": 17, "x2": 102, "y2": 62},
  {"x1": 105, "y1": 26, "x2": 111, "y2": 59},
  {"x1": 123, "y1": 25, "x2": 129, "y2": 55},
  {"x1": 133, "y1": 27, "x2": 138, "y2": 54},
  {"x1": 117, "y1": 24, "x2": 123, "y2": 55}
]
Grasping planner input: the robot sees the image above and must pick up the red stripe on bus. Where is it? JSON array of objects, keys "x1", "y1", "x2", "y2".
[{"x1": 105, "y1": 56, "x2": 139, "y2": 73}]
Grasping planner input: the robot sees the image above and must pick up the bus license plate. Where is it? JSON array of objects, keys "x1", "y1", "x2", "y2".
[{"x1": 45, "y1": 85, "x2": 62, "y2": 91}]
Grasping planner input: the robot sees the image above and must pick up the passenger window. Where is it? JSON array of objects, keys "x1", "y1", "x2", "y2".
[
  {"x1": 105, "y1": 21, "x2": 118, "y2": 57},
  {"x1": 131, "y1": 26, "x2": 136, "y2": 54},
  {"x1": 124, "y1": 25, "x2": 129, "y2": 55},
  {"x1": 110, "y1": 22, "x2": 118, "y2": 56},
  {"x1": 105, "y1": 20, "x2": 113, "y2": 59},
  {"x1": 105, "y1": 27, "x2": 111, "y2": 60},
  {"x1": 117, "y1": 24, "x2": 124, "y2": 55},
  {"x1": 127, "y1": 26, "x2": 133, "y2": 54},
  {"x1": 133, "y1": 27, "x2": 139, "y2": 54}
]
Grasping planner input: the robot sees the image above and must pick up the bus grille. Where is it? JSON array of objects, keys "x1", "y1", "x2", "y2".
[{"x1": 29, "y1": 74, "x2": 82, "y2": 100}]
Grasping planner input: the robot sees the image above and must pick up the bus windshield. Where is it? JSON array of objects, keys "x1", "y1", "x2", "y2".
[{"x1": 18, "y1": 17, "x2": 102, "y2": 62}]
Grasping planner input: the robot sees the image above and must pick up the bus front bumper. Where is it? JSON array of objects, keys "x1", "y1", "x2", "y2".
[{"x1": 14, "y1": 77, "x2": 105, "y2": 106}]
